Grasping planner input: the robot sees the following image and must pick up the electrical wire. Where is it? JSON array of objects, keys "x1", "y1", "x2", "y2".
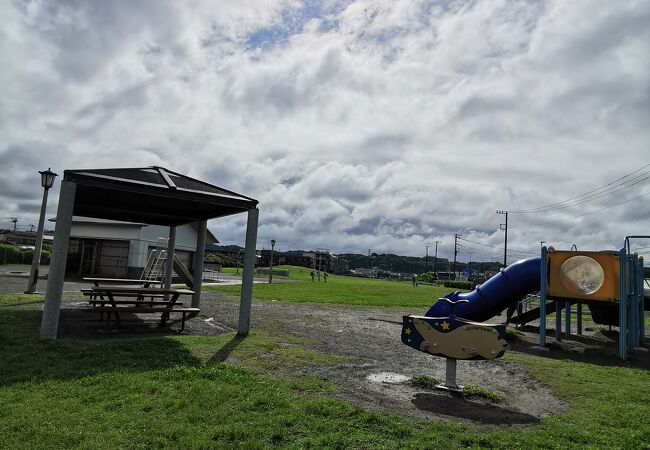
[
  {"x1": 471, "y1": 214, "x2": 497, "y2": 232},
  {"x1": 457, "y1": 243, "x2": 536, "y2": 260},
  {"x1": 511, "y1": 163, "x2": 650, "y2": 213},
  {"x1": 513, "y1": 173, "x2": 649, "y2": 214},
  {"x1": 510, "y1": 191, "x2": 650, "y2": 228},
  {"x1": 473, "y1": 216, "x2": 497, "y2": 234},
  {"x1": 458, "y1": 236, "x2": 537, "y2": 255}
]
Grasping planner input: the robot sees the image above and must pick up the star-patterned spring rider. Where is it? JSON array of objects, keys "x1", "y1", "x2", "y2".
[{"x1": 402, "y1": 298, "x2": 509, "y2": 392}]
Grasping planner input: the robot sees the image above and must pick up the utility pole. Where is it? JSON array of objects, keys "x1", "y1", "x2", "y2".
[
  {"x1": 425, "y1": 244, "x2": 429, "y2": 272},
  {"x1": 497, "y1": 210, "x2": 508, "y2": 267},
  {"x1": 433, "y1": 241, "x2": 441, "y2": 276},
  {"x1": 468, "y1": 251, "x2": 474, "y2": 276},
  {"x1": 453, "y1": 234, "x2": 460, "y2": 277},
  {"x1": 268, "y1": 238, "x2": 276, "y2": 284}
]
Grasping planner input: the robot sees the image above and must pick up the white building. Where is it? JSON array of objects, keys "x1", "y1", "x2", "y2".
[{"x1": 55, "y1": 217, "x2": 217, "y2": 278}]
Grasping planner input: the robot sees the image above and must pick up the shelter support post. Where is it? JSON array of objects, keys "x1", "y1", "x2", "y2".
[
  {"x1": 539, "y1": 246, "x2": 547, "y2": 346},
  {"x1": 238, "y1": 208, "x2": 259, "y2": 336},
  {"x1": 40, "y1": 180, "x2": 76, "y2": 340},
  {"x1": 163, "y1": 226, "x2": 176, "y2": 301},
  {"x1": 191, "y1": 220, "x2": 207, "y2": 308}
]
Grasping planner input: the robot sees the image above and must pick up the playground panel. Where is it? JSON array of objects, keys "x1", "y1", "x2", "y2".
[{"x1": 546, "y1": 250, "x2": 620, "y2": 302}]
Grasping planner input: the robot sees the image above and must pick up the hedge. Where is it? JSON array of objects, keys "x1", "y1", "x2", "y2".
[
  {"x1": 442, "y1": 280, "x2": 474, "y2": 290},
  {"x1": 0, "y1": 243, "x2": 51, "y2": 265}
]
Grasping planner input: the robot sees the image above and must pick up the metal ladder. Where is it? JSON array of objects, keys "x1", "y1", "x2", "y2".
[{"x1": 141, "y1": 238, "x2": 169, "y2": 282}]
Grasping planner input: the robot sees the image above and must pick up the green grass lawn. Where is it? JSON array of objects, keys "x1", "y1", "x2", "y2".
[
  {"x1": 209, "y1": 265, "x2": 456, "y2": 308},
  {"x1": 2, "y1": 271, "x2": 650, "y2": 448},
  {"x1": 1, "y1": 302, "x2": 649, "y2": 449}
]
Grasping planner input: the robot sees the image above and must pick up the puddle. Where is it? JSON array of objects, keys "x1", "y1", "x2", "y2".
[{"x1": 366, "y1": 372, "x2": 410, "y2": 384}]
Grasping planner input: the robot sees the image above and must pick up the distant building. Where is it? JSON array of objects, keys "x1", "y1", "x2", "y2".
[{"x1": 0, "y1": 230, "x2": 54, "y2": 249}]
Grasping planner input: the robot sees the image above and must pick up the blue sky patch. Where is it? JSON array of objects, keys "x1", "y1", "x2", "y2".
[{"x1": 246, "y1": 0, "x2": 344, "y2": 51}]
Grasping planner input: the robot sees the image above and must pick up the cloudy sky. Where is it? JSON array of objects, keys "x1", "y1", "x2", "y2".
[{"x1": 1, "y1": 0, "x2": 648, "y2": 263}]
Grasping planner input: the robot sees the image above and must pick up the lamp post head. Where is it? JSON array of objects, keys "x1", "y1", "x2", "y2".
[
  {"x1": 39, "y1": 168, "x2": 58, "y2": 189},
  {"x1": 270, "y1": 238, "x2": 276, "y2": 248}
]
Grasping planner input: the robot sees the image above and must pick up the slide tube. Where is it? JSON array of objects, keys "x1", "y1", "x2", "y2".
[{"x1": 425, "y1": 257, "x2": 541, "y2": 322}]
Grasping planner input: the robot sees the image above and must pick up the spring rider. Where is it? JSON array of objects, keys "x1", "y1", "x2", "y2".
[{"x1": 402, "y1": 298, "x2": 509, "y2": 392}]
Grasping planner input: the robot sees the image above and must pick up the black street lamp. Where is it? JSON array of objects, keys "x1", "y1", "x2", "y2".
[
  {"x1": 268, "y1": 238, "x2": 276, "y2": 283},
  {"x1": 26, "y1": 168, "x2": 57, "y2": 293}
]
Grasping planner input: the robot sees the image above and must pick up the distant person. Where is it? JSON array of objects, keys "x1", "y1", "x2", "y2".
[
  {"x1": 323, "y1": 271, "x2": 328, "y2": 282},
  {"x1": 412, "y1": 274, "x2": 418, "y2": 287},
  {"x1": 311, "y1": 270, "x2": 315, "y2": 282}
]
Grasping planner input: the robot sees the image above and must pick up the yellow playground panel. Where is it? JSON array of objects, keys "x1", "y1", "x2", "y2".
[{"x1": 546, "y1": 250, "x2": 620, "y2": 302}]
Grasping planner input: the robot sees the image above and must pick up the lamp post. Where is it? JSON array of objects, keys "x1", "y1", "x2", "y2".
[
  {"x1": 540, "y1": 241, "x2": 546, "y2": 250},
  {"x1": 26, "y1": 168, "x2": 57, "y2": 294},
  {"x1": 268, "y1": 238, "x2": 276, "y2": 284},
  {"x1": 468, "y1": 251, "x2": 474, "y2": 277}
]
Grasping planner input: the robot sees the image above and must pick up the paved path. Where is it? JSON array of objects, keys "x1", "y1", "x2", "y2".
[{"x1": 0, "y1": 264, "x2": 291, "y2": 294}]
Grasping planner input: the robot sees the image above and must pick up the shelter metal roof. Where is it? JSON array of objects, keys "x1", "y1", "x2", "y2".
[{"x1": 64, "y1": 166, "x2": 258, "y2": 226}]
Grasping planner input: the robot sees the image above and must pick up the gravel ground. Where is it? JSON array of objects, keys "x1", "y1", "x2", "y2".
[{"x1": 4, "y1": 268, "x2": 648, "y2": 425}]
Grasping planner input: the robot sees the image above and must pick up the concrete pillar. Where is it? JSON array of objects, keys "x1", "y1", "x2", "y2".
[
  {"x1": 164, "y1": 226, "x2": 176, "y2": 300},
  {"x1": 191, "y1": 220, "x2": 207, "y2": 308},
  {"x1": 237, "y1": 208, "x2": 259, "y2": 336},
  {"x1": 40, "y1": 180, "x2": 76, "y2": 340}
]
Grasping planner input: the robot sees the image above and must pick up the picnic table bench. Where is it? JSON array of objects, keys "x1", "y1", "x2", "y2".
[
  {"x1": 84, "y1": 277, "x2": 163, "y2": 288},
  {"x1": 83, "y1": 286, "x2": 197, "y2": 331}
]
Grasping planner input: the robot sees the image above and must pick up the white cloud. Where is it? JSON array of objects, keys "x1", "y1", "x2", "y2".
[{"x1": 1, "y1": 0, "x2": 648, "y2": 262}]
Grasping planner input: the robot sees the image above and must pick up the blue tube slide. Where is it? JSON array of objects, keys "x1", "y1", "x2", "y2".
[{"x1": 425, "y1": 257, "x2": 541, "y2": 322}]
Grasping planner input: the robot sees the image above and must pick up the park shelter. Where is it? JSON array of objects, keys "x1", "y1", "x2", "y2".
[{"x1": 40, "y1": 166, "x2": 259, "y2": 340}]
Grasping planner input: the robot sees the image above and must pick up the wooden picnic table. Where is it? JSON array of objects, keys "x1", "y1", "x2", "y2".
[
  {"x1": 84, "y1": 286, "x2": 197, "y2": 331},
  {"x1": 84, "y1": 277, "x2": 162, "y2": 288}
]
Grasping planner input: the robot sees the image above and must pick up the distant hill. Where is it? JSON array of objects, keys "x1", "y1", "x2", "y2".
[
  {"x1": 335, "y1": 253, "x2": 503, "y2": 275},
  {"x1": 208, "y1": 244, "x2": 501, "y2": 274},
  {"x1": 207, "y1": 244, "x2": 244, "y2": 252},
  {"x1": 335, "y1": 253, "x2": 446, "y2": 274}
]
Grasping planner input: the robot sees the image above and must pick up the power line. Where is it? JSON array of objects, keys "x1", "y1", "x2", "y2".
[
  {"x1": 474, "y1": 216, "x2": 497, "y2": 234},
  {"x1": 456, "y1": 244, "x2": 531, "y2": 261},
  {"x1": 458, "y1": 236, "x2": 536, "y2": 255},
  {"x1": 511, "y1": 163, "x2": 649, "y2": 213},
  {"x1": 511, "y1": 190, "x2": 650, "y2": 228},
  {"x1": 468, "y1": 214, "x2": 496, "y2": 233},
  {"x1": 513, "y1": 172, "x2": 649, "y2": 214}
]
